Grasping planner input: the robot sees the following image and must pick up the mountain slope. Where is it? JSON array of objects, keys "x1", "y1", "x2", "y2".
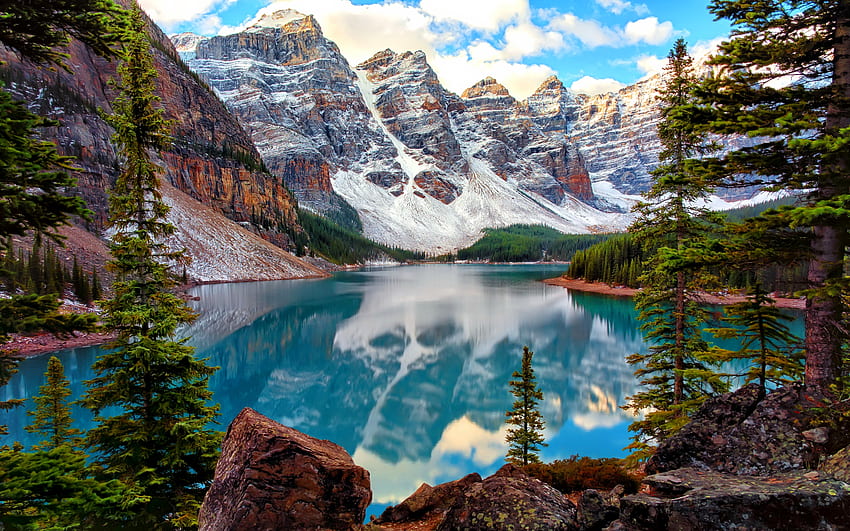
[
  {"x1": 0, "y1": 2, "x2": 318, "y2": 280},
  {"x1": 181, "y1": 11, "x2": 630, "y2": 252}
]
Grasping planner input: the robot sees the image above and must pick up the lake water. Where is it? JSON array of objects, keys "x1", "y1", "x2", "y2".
[{"x1": 1, "y1": 264, "x2": 681, "y2": 514}]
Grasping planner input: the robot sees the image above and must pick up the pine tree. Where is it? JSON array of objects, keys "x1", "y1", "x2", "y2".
[
  {"x1": 505, "y1": 346, "x2": 547, "y2": 466},
  {"x1": 699, "y1": 1, "x2": 850, "y2": 395},
  {"x1": 90, "y1": 269, "x2": 102, "y2": 301},
  {"x1": 81, "y1": 8, "x2": 221, "y2": 526},
  {"x1": 0, "y1": 445, "x2": 142, "y2": 529},
  {"x1": 25, "y1": 356, "x2": 82, "y2": 451},
  {"x1": 625, "y1": 39, "x2": 727, "y2": 458},
  {"x1": 708, "y1": 284, "x2": 804, "y2": 399},
  {"x1": 0, "y1": 0, "x2": 123, "y2": 431}
]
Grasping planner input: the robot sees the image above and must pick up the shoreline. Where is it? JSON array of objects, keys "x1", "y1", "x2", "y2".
[
  {"x1": 4, "y1": 331, "x2": 116, "y2": 359},
  {"x1": 543, "y1": 277, "x2": 806, "y2": 310}
]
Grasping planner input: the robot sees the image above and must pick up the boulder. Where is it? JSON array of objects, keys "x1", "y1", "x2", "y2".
[
  {"x1": 198, "y1": 407, "x2": 371, "y2": 530},
  {"x1": 375, "y1": 464, "x2": 578, "y2": 530},
  {"x1": 377, "y1": 473, "x2": 482, "y2": 524},
  {"x1": 436, "y1": 464, "x2": 579, "y2": 530},
  {"x1": 821, "y1": 444, "x2": 850, "y2": 483},
  {"x1": 577, "y1": 489, "x2": 620, "y2": 530},
  {"x1": 613, "y1": 467, "x2": 850, "y2": 530},
  {"x1": 647, "y1": 384, "x2": 822, "y2": 475}
]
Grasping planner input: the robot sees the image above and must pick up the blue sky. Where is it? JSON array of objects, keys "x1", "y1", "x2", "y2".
[{"x1": 139, "y1": 0, "x2": 732, "y2": 98}]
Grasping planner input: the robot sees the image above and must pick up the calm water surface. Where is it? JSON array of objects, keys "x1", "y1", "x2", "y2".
[{"x1": 2, "y1": 264, "x2": 653, "y2": 515}]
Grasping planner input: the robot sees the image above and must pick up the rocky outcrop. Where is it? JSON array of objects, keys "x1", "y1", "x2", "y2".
[
  {"x1": 614, "y1": 467, "x2": 850, "y2": 531},
  {"x1": 646, "y1": 384, "x2": 828, "y2": 476},
  {"x1": 198, "y1": 407, "x2": 371, "y2": 530},
  {"x1": 606, "y1": 385, "x2": 850, "y2": 530},
  {"x1": 374, "y1": 464, "x2": 579, "y2": 530}
]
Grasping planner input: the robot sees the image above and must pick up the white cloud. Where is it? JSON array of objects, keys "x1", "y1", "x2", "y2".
[
  {"x1": 595, "y1": 0, "x2": 649, "y2": 15},
  {"x1": 624, "y1": 17, "x2": 673, "y2": 45},
  {"x1": 139, "y1": 0, "x2": 229, "y2": 29},
  {"x1": 548, "y1": 13, "x2": 619, "y2": 48},
  {"x1": 500, "y1": 22, "x2": 566, "y2": 60},
  {"x1": 419, "y1": 0, "x2": 529, "y2": 32},
  {"x1": 635, "y1": 54, "x2": 665, "y2": 75},
  {"x1": 431, "y1": 51, "x2": 555, "y2": 99},
  {"x1": 570, "y1": 75, "x2": 625, "y2": 95}
]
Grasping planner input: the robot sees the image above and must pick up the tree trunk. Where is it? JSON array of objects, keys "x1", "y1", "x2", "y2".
[
  {"x1": 674, "y1": 269, "x2": 685, "y2": 404},
  {"x1": 806, "y1": 11, "x2": 850, "y2": 394}
]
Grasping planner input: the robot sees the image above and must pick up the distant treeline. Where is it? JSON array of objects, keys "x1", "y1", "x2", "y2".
[
  {"x1": 289, "y1": 209, "x2": 423, "y2": 265},
  {"x1": 2, "y1": 239, "x2": 102, "y2": 305},
  {"x1": 455, "y1": 225, "x2": 613, "y2": 262},
  {"x1": 567, "y1": 196, "x2": 808, "y2": 293}
]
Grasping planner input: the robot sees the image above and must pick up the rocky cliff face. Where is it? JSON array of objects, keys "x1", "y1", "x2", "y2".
[
  {"x1": 181, "y1": 11, "x2": 630, "y2": 251},
  {"x1": 1, "y1": 3, "x2": 301, "y2": 262}
]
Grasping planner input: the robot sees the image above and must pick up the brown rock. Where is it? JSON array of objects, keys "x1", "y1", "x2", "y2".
[
  {"x1": 435, "y1": 464, "x2": 579, "y2": 530},
  {"x1": 198, "y1": 408, "x2": 371, "y2": 530},
  {"x1": 377, "y1": 473, "x2": 482, "y2": 524}
]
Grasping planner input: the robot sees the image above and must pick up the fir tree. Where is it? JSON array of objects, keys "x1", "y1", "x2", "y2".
[
  {"x1": 81, "y1": 8, "x2": 221, "y2": 526},
  {"x1": 25, "y1": 356, "x2": 82, "y2": 451},
  {"x1": 698, "y1": 1, "x2": 850, "y2": 395},
  {"x1": 0, "y1": 445, "x2": 142, "y2": 529},
  {"x1": 91, "y1": 269, "x2": 102, "y2": 301},
  {"x1": 625, "y1": 40, "x2": 726, "y2": 458},
  {"x1": 708, "y1": 284, "x2": 804, "y2": 399},
  {"x1": 0, "y1": 0, "x2": 123, "y2": 430},
  {"x1": 505, "y1": 346, "x2": 547, "y2": 466}
]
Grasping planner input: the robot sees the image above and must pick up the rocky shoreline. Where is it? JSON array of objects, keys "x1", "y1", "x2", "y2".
[{"x1": 544, "y1": 277, "x2": 806, "y2": 309}]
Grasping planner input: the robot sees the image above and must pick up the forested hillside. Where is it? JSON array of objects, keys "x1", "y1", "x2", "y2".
[{"x1": 455, "y1": 225, "x2": 611, "y2": 262}]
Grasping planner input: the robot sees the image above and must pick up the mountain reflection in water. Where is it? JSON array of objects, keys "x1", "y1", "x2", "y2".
[
  {"x1": 190, "y1": 265, "x2": 642, "y2": 504},
  {"x1": 0, "y1": 264, "x2": 644, "y2": 508}
]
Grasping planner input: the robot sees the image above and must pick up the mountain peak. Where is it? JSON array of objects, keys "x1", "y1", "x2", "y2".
[
  {"x1": 170, "y1": 32, "x2": 204, "y2": 53},
  {"x1": 462, "y1": 77, "x2": 511, "y2": 99},
  {"x1": 534, "y1": 75, "x2": 566, "y2": 94},
  {"x1": 247, "y1": 9, "x2": 316, "y2": 32}
]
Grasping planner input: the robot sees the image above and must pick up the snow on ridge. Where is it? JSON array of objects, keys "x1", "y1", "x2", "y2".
[{"x1": 247, "y1": 9, "x2": 309, "y2": 32}]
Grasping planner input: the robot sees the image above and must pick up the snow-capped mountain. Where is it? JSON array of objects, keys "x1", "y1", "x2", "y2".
[{"x1": 180, "y1": 10, "x2": 634, "y2": 252}]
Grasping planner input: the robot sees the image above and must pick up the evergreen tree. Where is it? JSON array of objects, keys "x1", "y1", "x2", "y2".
[
  {"x1": 91, "y1": 269, "x2": 102, "y2": 301},
  {"x1": 25, "y1": 356, "x2": 82, "y2": 451},
  {"x1": 0, "y1": 445, "x2": 142, "y2": 529},
  {"x1": 505, "y1": 346, "x2": 547, "y2": 466},
  {"x1": 708, "y1": 284, "x2": 804, "y2": 398},
  {"x1": 0, "y1": 0, "x2": 123, "y2": 429},
  {"x1": 625, "y1": 40, "x2": 726, "y2": 458},
  {"x1": 81, "y1": 8, "x2": 221, "y2": 527},
  {"x1": 0, "y1": 0, "x2": 125, "y2": 69},
  {"x1": 699, "y1": 1, "x2": 850, "y2": 394}
]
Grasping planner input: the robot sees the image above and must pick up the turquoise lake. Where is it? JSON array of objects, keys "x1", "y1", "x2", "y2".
[{"x1": 3, "y1": 264, "x2": 793, "y2": 516}]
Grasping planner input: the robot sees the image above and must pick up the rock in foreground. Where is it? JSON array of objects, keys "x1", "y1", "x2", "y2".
[
  {"x1": 198, "y1": 407, "x2": 371, "y2": 530},
  {"x1": 375, "y1": 464, "x2": 579, "y2": 530},
  {"x1": 614, "y1": 467, "x2": 850, "y2": 530},
  {"x1": 647, "y1": 384, "x2": 826, "y2": 475}
]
